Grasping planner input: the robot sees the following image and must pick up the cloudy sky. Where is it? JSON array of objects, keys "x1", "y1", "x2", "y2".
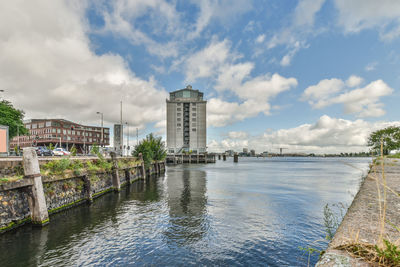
[{"x1": 1, "y1": 0, "x2": 400, "y2": 153}]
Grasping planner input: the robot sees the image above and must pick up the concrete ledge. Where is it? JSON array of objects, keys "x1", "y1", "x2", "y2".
[{"x1": 317, "y1": 158, "x2": 400, "y2": 266}]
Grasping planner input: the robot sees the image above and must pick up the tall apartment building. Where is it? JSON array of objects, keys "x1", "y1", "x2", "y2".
[
  {"x1": 166, "y1": 85, "x2": 206, "y2": 154},
  {"x1": 10, "y1": 119, "x2": 110, "y2": 152}
]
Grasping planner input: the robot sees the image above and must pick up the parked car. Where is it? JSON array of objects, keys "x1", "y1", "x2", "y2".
[
  {"x1": 35, "y1": 146, "x2": 54, "y2": 156},
  {"x1": 53, "y1": 148, "x2": 71, "y2": 156}
]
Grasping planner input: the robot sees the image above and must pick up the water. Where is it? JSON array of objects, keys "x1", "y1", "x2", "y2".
[{"x1": 0, "y1": 157, "x2": 371, "y2": 266}]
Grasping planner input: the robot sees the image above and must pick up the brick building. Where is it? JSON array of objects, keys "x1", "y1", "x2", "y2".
[{"x1": 10, "y1": 119, "x2": 109, "y2": 153}]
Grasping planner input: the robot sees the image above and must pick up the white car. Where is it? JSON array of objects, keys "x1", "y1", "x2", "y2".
[{"x1": 53, "y1": 148, "x2": 71, "y2": 156}]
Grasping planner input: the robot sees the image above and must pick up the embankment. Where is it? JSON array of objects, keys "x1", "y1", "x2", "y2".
[
  {"x1": 317, "y1": 158, "x2": 400, "y2": 266},
  {"x1": 0, "y1": 156, "x2": 165, "y2": 233}
]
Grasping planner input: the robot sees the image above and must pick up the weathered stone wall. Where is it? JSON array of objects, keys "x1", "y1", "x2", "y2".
[
  {"x1": 43, "y1": 177, "x2": 86, "y2": 212},
  {"x1": 0, "y1": 158, "x2": 166, "y2": 233},
  {"x1": 0, "y1": 187, "x2": 31, "y2": 231}
]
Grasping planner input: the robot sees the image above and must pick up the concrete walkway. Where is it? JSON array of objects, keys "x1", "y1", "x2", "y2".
[{"x1": 317, "y1": 158, "x2": 400, "y2": 266}]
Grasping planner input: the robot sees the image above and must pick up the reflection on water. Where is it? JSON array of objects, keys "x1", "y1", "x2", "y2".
[
  {"x1": 165, "y1": 169, "x2": 208, "y2": 245},
  {"x1": 0, "y1": 157, "x2": 371, "y2": 266}
]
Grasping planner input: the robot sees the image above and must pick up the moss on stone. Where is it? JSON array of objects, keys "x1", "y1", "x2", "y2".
[
  {"x1": 48, "y1": 198, "x2": 86, "y2": 214},
  {"x1": 0, "y1": 217, "x2": 31, "y2": 233}
]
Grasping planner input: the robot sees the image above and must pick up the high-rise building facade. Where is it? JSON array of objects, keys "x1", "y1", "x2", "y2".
[{"x1": 166, "y1": 85, "x2": 206, "y2": 154}]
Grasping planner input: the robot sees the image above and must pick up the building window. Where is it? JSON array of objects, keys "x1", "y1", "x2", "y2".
[
  {"x1": 63, "y1": 130, "x2": 66, "y2": 134},
  {"x1": 177, "y1": 118, "x2": 181, "y2": 121},
  {"x1": 57, "y1": 129, "x2": 61, "y2": 134},
  {"x1": 192, "y1": 103, "x2": 196, "y2": 106},
  {"x1": 177, "y1": 123, "x2": 181, "y2": 127},
  {"x1": 46, "y1": 121, "x2": 51, "y2": 127},
  {"x1": 177, "y1": 103, "x2": 181, "y2": 106},
  {"x1": 72, "y1": 130, "x2": 75, "y2": 135},
  {"x1": 192, "y1": 118, "x2": 196, "y2": 122},
  {"x1": 192, "y1": 113, "x2": 196, "y2": 116},
  {"x1": 38, "y1": 123, "x2": 44, "y2": 128},
  {"x1": 192, "y1": 128, "x2": 196, "y2": 131},
  {"x1": 177, "y1": 108, "x2": 181, "y2": 111},
  {"x1": 177, "y1": 113, "x2": 181, "y2": 116},
  {"x1": 192, "y1": 108, "x2": 196, "y2": 111},
  {"x1": 32, "y1": 124, "x2": 37, "y2": 129},
  {"x1": 67, "y1": 130, "x2": 71, "y2": 135},
  {"x1": 192, "y1": 123, "x2": 196, "y2": 127}
]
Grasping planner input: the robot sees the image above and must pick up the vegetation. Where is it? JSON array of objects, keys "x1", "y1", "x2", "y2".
[
  {"x1": 368, "y1": 126, "x2": 400, "y2": 155},
  {"x1": 133, "y1": 133, "x2": 166, "y2": 169},
  {"x1": 70, "y1": 145, "x2": 77, "y2": 156},
  {"x1": 0, "y1": 175, "x2": 23, "y2": 184},
  {"x1": 0, "y1": 100, "x2": 28, "y2": 139}
]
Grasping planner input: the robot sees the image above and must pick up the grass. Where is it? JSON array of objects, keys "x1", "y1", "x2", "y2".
[
  {"x1": 334, "y1": 140, "x2": 400, "y2": 266},
  {"x1": 0, "y1": 175, "x2": 24, "y2": 185}
]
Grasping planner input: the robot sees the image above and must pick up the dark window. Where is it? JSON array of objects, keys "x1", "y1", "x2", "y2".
[
  {"x1": 177, "y1": 123, "x2": 181, "y2": 127},
  {"x1": 177, "y1": 108, "x2": 181, "y2": 111},
  {"x1": 177, "y1": 118, "x2": 181, "y2": 121},
  {"x1": 192, "y1": 128, "x2": 196, "y2": 131},
  {"x1": 192, "y1": 113, "x2": 196, "y2": 116}
]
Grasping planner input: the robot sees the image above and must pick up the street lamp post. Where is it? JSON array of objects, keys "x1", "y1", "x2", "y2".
[
  {"x1": 126, "y1": 122, "x2": 129, "y2": 156},
  {"x1": 96, "y1": 112, "x2": 104, "y2": 147}
]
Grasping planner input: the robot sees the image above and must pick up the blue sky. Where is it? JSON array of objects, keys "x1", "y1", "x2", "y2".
[{"x1": 2, "y1": 0, "x2": 400, "y2": 153}]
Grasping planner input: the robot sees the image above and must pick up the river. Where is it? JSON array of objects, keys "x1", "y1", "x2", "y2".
[{"x1": 0, "y1": 157, "x2": 371, "y2": 266}]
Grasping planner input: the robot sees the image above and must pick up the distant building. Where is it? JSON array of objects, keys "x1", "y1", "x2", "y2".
[
  {"x1": 113, "y1": 124, "x2": 123, "y2": 156},
  {"x1": 243, "y1": 148, "x2": 248, "y2": 153},
  {"x1": 10, "y1": 119, "x2": 109, "y2": 153},
  {"x1": 166, "y1": 85, "x2": 207, "y2": 154},
  {"x1": 262, "y1": 151, "x2": 269, "y2": 157},
  {"x1": 250, "y1": 149, "x2": 256, "y2": 157},
  {"x1": 225, "y1": 150, "x2": 234, "y2": 157}
]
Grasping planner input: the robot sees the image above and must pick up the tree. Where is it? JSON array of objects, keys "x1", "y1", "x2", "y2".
[
  {"x1": 368, "y1": 126, "x2": 400, "y2": 155},
  {"x1": 0, "y1": 100, "x2": 28, "y2": 139},
  {"x1": 133, "y1": 133, "x2": 167, "y2": 168}
]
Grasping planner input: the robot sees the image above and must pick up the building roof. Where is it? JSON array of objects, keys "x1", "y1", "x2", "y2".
[{"x1": 169, "y1": 85, "x2": 204, "y2": 101}]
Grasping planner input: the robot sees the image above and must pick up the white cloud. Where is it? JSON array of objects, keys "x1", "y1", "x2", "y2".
[
  {"x1": 334, "y1": 0, "x2": 400, "y2": 40},
  {"x1": 189, "y1": 0, "x2": 252, "y2": 38},
  {"x1": 227, "y1": 131, "x2": 248, "y2": 139},
  {"x1": 255, "y1": 34, "x2": 266, "y2": 44},
  {"x1": 208, "y1": 115, "x2": 400, "y2": 153},
  {"x1": 365, "y1": 62, "x2": 378, "y2": 72},
  {"x1": 302, "y1": 76, "x2": 393, "y2": 117},
  {"x1": 301, "y1": 78, "x2": 345, "y2": 106},
  {"x1": 0, "y1": 0, "x2": 167, "y2": 131},
  {"x1": 266, "y1": 0, "x2": 325, "y2": 66},
  {"x1": 180, "y1": 39, "x2": 297, "y2": 127},
  {"x1": 346, "y1": 75, "x2": 364, "y2": 87},
  {"x1": 99, "y1": 0, "x2": 182, "y2": 58}
]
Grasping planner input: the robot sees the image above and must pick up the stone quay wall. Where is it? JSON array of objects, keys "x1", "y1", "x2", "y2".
[
  {"x1": 317, "y1": 158, "x2": 400, "y2": 267},
  {"x1": 0, "y1": 155, "x2": 166, "y2": 233}
]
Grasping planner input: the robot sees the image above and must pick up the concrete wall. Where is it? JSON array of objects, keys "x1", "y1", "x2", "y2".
[{"x1": 0, "y1": 158, "x2": 166, "y2": 233}]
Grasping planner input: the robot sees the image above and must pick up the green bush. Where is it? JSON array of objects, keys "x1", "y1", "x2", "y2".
[{"x1": 133, "y1": 133, "x2": 166, "y2": 169}]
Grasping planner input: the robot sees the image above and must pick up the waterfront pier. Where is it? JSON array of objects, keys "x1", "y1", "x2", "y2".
[{"x1": 166, "y1": 153, "x2": 216, "y2": 164}]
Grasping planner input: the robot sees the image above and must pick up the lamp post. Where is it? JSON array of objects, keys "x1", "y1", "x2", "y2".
[
  {"x1": 125, "y1": 122, "x2": 129, "y2": 156},
  {"x1": 96, "y1": 112, "x2": 104, "y2": 147}
]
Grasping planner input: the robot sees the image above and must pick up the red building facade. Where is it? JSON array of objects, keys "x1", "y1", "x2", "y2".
[{"x1": 10, "y1": 119, "x2": 110, "y2": 152}]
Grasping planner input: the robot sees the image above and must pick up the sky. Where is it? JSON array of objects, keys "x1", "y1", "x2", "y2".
[{"x1": 1, "y1": 0, "x2": 400, "y2": 154}]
